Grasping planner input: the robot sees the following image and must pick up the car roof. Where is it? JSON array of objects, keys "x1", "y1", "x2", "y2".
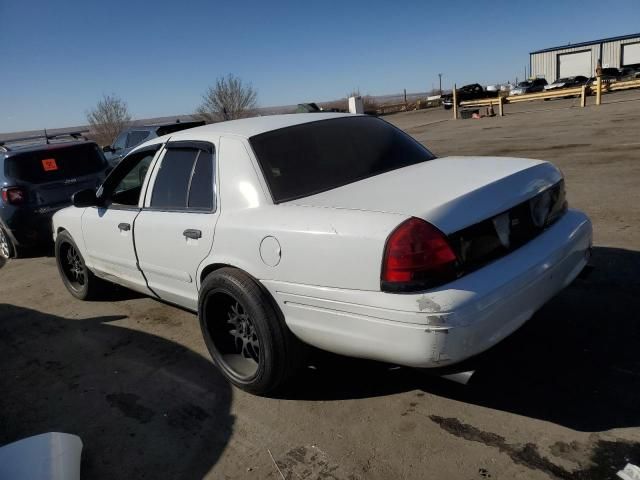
[
  {"x1": 124, "y1": 120, "x2": 203, "y2": 132},
  {"x1": 1, "y1": 139, "x2": 96, "y2": 157},
  {"x1": 158, "y1": 113, "x2": 358, "y2": 141}
]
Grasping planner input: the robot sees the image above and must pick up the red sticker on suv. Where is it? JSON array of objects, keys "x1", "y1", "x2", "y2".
[{"x1": 42, "y1": 158, "x2": 58, "y2": 171}]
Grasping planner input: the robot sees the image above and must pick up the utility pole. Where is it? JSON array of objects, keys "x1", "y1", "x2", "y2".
[{"x1": 438, "y1": 73, "x2": 443, "y2": 95}]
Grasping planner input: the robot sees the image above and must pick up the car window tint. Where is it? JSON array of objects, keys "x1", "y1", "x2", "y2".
[
  {"x1": 150, "y1": 148, "x2": 198, "y2": 209},
  {"x1": 250, "y1": 116, "x2": 435, "y2": 203},
  {"x1": 126, "y1": 131, "x2": 149, "y2": 148},
  {"x1": 187, "y1": 151, "x2": 214, "y2": 210},
  {"x1": 4, "y1": 143, "x2": 105, "y2": 184}
]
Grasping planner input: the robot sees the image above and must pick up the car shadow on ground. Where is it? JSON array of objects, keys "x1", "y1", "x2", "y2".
[
  {"x1": 290, "y1": 246, "x2": 640, "y2": 433},
  {"x1": 0, "y1": 305, "x2": 233, "y2": 479}
]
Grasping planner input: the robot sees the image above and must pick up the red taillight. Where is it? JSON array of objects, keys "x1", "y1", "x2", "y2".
[
  {"x1": 1, "y1": 187, "x2": 26, "y2": 205},
  {"x1": 381, "y1": 217, "x2": 458, "y2": 291}
]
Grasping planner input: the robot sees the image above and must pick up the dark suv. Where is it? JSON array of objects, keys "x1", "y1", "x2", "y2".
[
  {"x1": 441, "y1": 83, "x2": 498, "y2": 109},
  {"x1": 0, "y1": 133, "x2": 110, "y2": 256},
  {"x1": 103, "y1": 120, "x2": 205, "y2": 165}
]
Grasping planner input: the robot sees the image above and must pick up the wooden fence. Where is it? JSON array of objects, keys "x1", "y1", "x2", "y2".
[{"x1": 452, "y1": 76, "x2": 640, "y2": 119}]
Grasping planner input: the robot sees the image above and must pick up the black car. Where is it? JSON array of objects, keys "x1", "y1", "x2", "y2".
[
  {"x1": 543, "y1": 76, "x2": 589, "y2": 91},
  {"x1": 0, "y1": 133, "x2": 110, "y2": 256},
  {"x1": 441, "y1": 83, "x2": 498, "y2": 109},
  {"x1": 103, "y1": 120, "x2": 205, "y2": 165},
  {"x1": 510, "y1": 78, "x2": 548, "y2": 95}
]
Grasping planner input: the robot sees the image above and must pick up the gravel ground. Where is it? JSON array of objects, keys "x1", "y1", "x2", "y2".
[{"x1": 1, "y1": 90, "x2": 639, "y2": 479}]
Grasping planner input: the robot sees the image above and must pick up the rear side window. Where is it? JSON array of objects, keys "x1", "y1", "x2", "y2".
[
  {"x1": 4, "y1": 143, "x2": 106, "y2": 183},
  {"x1": 249, "y1": 116, "x2": 435, "y2": 203},
  {"x1": 187, "y1": 151, "x2": 214, "y2": 210},
  {"x1": 150, "y1": 145, "x2": 214, "y2": 211},
  {"x1": 126, "y1": 131, "x2": 150, "y2": 148}
]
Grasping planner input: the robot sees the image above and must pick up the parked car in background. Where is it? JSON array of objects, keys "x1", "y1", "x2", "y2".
[
  {"x1": 544, "y1": 76, "x2": 588, "y2": 91},
  {"x1": 510, "y1": 78, "x2": 548, "y2": 95},
  {"x1": 53, "y1": 113, "x2": 592, "y2": 395},
  {"x1": 0, "y1": 133, "x2": 110, "y2": 257},
  {"x1": 442, "y1": 83, "x2": 498, "y2": 109},
  {"x1": 601, "y1": 67, "x2": 623, "y2": 81},
  {"x1": 103, "y1": 120, "x2": 205, "y2": 165},
  {"x1": 619, "y1": 66, "x2": 640, "y2": 81}
]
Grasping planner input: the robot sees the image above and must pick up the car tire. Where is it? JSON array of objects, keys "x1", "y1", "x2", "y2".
[
  {"x1": 0, "y1": 225, "x2": 15, "y2": 259},
  {"x1": 443, "y1": 104, "x2": 452, "y2": 110},
  {"x1": 55, "y1": 230, "x2": 107, "y2": 300},
  {"x1": 198, "y1": 267, "x2": 305, "y2": 395}
]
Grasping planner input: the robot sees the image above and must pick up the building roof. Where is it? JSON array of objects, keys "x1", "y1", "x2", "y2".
[{"x1": 530, "y1": 32, "x2": 640, "y2": 55}]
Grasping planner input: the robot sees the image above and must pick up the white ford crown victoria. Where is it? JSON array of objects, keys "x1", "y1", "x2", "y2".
[{"x1": 53, "y1": 113, "x2": 592, "y2": 394}]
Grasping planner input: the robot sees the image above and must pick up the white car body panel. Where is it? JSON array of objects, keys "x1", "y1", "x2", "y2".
[
  {"x1": 81, "y1": 207, "x2": 145, "y2": 290},
  {"x1": 287, "y1": 156, "x2": 562, "y2": 234},
  {"x1": 52, "y1": 113, "x2": 592, "y2": 369},
  {"x1": 262, "y1": 209, "x2": 591, "y2": 366}
]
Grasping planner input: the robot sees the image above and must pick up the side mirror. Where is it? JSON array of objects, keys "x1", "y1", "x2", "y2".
[
  {"x1": 72, "y1": 188, "x2": 100, "y2": 208},
  {"x1": 102, "y1": 145, "x2": 115, "y2": 153}
]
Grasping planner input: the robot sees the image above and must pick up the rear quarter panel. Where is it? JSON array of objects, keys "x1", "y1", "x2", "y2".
[{"x1": 207, "y1": 205, "x2": 406, "y2": 291}]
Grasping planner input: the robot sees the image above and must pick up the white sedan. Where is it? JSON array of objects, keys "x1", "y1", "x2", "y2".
[{"x1": 52, "y1": 113, "x2": 592, "y2": 394}]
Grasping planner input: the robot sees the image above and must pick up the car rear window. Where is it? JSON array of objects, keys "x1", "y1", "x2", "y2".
[
  {"x1": 4, "y1": 143, "x2": 106, "y2": 183},
  {"x1": 249, "y1": 116, "x2": 436, "y2": 203}
]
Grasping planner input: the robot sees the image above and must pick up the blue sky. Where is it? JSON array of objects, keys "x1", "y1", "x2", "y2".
[{"x1": 2, "y1": 0, "x2": 639, "y2": 132}]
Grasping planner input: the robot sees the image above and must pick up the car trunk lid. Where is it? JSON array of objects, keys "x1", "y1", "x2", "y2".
[{"x1": 286, "y1": 156, "x2": 563, "y2": 234}]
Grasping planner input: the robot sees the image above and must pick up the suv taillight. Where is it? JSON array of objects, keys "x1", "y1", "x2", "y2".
[
  {"x1": 381, "y1": 217, "x2": 458, "y2": 292},
  {"x1": 1, "y1": 187, "x2": 26, "y2": 205}
]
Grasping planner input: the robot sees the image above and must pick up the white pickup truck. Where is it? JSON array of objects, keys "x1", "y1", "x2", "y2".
[{"x1": 53, "y1": 113, "x2": 592, "y2": 394}]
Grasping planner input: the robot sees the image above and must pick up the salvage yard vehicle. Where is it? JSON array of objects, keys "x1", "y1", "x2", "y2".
[
  {"x1": 544, "y1": 76, "x2": 588, "y2": 91},
  {"x1": 103, "y1": 120, "x2": 205, "y2": 166},
  {"x1": 441, "y1": 83, "x2": 498, "y2": 109},
  {"x1": 0, "y1": 133, "x2": 110, "y2": 257},
  {"x1": 52, "y1": 113, "x2": 592, "y2": 395},
  {"x1": 510, "y1": 78, "x2": 548, "y2": 95}
]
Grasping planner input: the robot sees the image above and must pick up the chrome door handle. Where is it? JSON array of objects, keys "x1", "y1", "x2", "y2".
[
  {"x1": 183, "y1": 229, "x2": 202, "y2": 239},
  {"x1": 118, "y1": 223, "x2": 131, "y2": 231}
]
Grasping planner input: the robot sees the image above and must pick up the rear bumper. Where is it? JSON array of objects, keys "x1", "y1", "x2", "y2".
[
  {"x1": 2, "y1": 206, "x2": 64, "y2": 248},
  {"x1": 263, "y1": 209, "x2": 592, "y2": 368}
]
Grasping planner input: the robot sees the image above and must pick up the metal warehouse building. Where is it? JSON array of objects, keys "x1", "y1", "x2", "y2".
[{"x1": 530, "y1": 33, "x2": 640, "y2": 81}]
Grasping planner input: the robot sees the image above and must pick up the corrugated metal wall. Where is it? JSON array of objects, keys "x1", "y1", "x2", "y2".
[
  {"x1": 602, "y1": 38, "x2": 640, "y2": 67},
  {"x1": 530, "y1": 36, "x2": 640, "y2": 80},
  {"x1": 531, "y1": 45, "x2": 600, "y2": 81}
]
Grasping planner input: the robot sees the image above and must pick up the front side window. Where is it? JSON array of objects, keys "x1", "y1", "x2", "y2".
[
  {"x1": 249, "y1": 116, "x2": 435, "y2": 203},
  {"x1": 126, "y1": 131, "x2": 150, "y2": 148},
  {"x1": 113, "y1": 132, "x2": 127, "y2": 150},
  {"x1": 102, "y1": 147, "x2": 160, "y2": 206},
  {"x1": 149, "y1": 144, "x2": 215, "y2": 211}
]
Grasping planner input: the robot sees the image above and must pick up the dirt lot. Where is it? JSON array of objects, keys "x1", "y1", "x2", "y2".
[{"x1": 2, "y1": 91, "x2": 640, "y2": 479}]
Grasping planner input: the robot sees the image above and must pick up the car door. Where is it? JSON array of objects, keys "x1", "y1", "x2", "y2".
[
  {"x1": 134, "y1": 140, "x2": 218, "y2": 310},
  {"x1": 81, "y1": 145, "x2": 162, "y2": 292}
]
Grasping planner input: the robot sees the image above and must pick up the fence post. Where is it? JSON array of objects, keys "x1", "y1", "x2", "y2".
[
  {"x1": 580, "y1": 85, "x2": 587, "y2": 107},
  {"x1": 498, "y1": 96, "x2": 504, "y2": 116},
  {"x1": 596, "y1": 76, "x2": 602, "y2": 106},
  {"x1": 453, "y1": 84, "x2": 458, "y2": 120}
]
